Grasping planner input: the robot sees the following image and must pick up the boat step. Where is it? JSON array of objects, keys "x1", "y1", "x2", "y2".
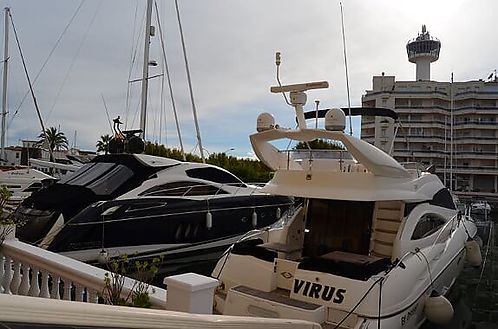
[{"x1": 232, "y1": 285, "x2": 322, "y2": 310}]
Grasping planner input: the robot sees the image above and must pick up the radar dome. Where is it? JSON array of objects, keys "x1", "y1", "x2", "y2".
[
  {"x1": 256, "y1": 112, "x2": 276, "y2": 132},
  {"x1": 324, "y1": 108, "x2": 346, "y2": 131}
]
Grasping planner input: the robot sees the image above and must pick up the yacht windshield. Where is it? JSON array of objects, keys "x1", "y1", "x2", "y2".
[{"x1": 57, "y1": 162, "x2": 134, "y2": 196}]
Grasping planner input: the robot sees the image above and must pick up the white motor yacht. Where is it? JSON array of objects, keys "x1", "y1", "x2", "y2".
[
  {"x1": 0, "y1": 166, "x2": 56, "y2": 208},
  {"x1": 212, "y1": 80, "x2": 481, "y2": 329}
]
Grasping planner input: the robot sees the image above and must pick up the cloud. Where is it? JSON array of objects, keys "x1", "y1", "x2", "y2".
[{"x1": 2, "y1": 0, "x2": 497, "y2": 157}]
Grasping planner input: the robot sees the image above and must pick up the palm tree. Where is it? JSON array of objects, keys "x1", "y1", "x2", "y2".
[
  {"x1": 96, "y1": 134, "x2": 112, "y2": 154},
  {"x1": 37, "y1": 127, "x2": 69, "y2": 162}
]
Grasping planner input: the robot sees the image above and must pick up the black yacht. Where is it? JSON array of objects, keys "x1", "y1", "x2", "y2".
[{"x1": 14, "y1": 152, "x2": 292, "y2": 264}]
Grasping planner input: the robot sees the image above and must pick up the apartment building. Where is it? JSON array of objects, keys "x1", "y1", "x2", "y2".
[{"x1": 361, "y1": 26, "x2": 498, "y2": 200}]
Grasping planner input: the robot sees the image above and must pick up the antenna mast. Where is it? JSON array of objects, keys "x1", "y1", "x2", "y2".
[{"x1": 339, "y1": 2, "x2": 353, "y2": 136}]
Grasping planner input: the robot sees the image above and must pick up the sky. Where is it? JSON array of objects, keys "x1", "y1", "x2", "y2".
[{"x1": 1, "y1": 0, "x2": 497, "y2": 159}]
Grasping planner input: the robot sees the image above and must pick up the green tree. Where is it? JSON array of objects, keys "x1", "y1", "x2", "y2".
[
  {"x1": 96, "y1": 134, "x2": 112, "y2": 154},
  {"x1": 143, "y1": 142, "x2": 272, "y2": 183},
  {"x1": 37, "y1": 127, "x2": 69, "y2": 162},
  {"x1": 294, "y1": 139, "x2": 344, "y2": 150}
]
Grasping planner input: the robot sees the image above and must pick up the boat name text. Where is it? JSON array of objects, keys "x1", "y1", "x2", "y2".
[
  {"x1": 293, "y1": 279, "x2": 346, "y2": 303},
  {"x1": 401, "y1": 303, "x2": 418, "y2": 326}
]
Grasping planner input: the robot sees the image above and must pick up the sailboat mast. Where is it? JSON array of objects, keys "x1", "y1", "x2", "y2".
[
  {"x1": 139, "y1": 0, "x2": 153, "y2": 139},
  {"x1": 450, "y1": 73, "x2": 454, "y2": 192},
  {"x1": 1, "y1": 7, "x2": 9, "y2": 162}
]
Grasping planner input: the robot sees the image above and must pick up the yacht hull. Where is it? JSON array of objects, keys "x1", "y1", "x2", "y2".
[{"x1": 48, "y1": 195, "x2": 292, "y2": 263}]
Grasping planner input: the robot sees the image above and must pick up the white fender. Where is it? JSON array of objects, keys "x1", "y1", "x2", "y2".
[
  {"x1": 465, "y1": 239, "x2": 482, "y2": 267},
  {"x1": 424, "y1": 291, "x2": 454, "y2": 325},
  {"x1": 206, "y1": 211, "x2": 213, "y2": 230},
  {"x1": 252, "y1": 210, "x2": 258, "y2": 227}
]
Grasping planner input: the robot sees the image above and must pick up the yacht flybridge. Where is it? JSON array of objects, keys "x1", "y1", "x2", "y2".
[{"x1": 212, "y1": 80, "x2": 481, "y2": 328}]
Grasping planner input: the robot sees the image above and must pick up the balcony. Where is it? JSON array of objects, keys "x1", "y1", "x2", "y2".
[{"x1": 437, "y1": 166, "x2": 498, "y2": 175}]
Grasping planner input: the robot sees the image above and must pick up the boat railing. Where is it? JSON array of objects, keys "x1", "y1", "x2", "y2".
[
  {"x1": 0, "y1": 231, "x2": 166, "y2": 308},
  {"x1": 276, "y1": 149, "x2": 370, "y2": 172},
  {"x1": 284, "y1": 149, "x2": 353, "y2": 160}
]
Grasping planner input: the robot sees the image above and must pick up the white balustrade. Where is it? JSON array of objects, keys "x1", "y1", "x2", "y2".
[
  {"x1": 63, "y1": 280, "x2": 72, "y2": 301},
  {"x1": 51, "y1": 275, "x2": 60, "y2": 300},
  {"x1": 1, "y1": 255, "x2": 12, "y2": 294},
  {"x1": 40, "y1": 271, "x2": 50, "y2": 298},
  {"x1": 10, "y1": 260, "x2": 21, "y2": 294},
  {"x1": 18, "y1": 263, "x2": 30, "y2": 295},
  {"x1": 28, "y1": 266, "x2": 40, "y2": 297},
  {"x1": 0, "y1": 234, "x2": 166, "y2": 308}
]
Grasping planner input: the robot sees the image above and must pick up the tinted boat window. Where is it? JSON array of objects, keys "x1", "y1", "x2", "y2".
[
  {"x1": 24, "y1": 182, "x2": 43, "y2": 192},
  {"x1": 185, "y1": 167, "x2": 244, "y2": 186},
  {"x1": 124, "y1": 202, "x2": 167, "y2": 213},
  {"x1": 411, "y1": 213, "x2": 446, "y2": 240},
  {"x1": 64, "y1": 163, "x2": 115, "y2": 186},
  {"x1": 140, "y1": 181, "x2": 227, "y2": 196},
  {"x1": 141, "y1": 181, "x2": 197, "y2": 196},
  {"x1": 58, "y1": 162, "x2": 95, "y2": 184},
  {"x1": 429, "y1": 188, "x2": 456, "y2": 210},
  {"x1": 186, "y1": 184, "x2": 228, "y2": 196},
  {"x1": 86, "y1": 165, "x2": 134, "y2": 196}
]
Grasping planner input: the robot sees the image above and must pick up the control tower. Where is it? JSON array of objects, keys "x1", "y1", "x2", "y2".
[{"x1": 406, "y1": 25, "x2": 441, "y2": 81}]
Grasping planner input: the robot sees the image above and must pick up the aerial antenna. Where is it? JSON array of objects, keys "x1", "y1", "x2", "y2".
[
  {"x1": 339, "y1": 2, "x2": 353, "y2": 136},
  {"x1": 275, "y1": 52, "x2": 291, "y2": 106}
]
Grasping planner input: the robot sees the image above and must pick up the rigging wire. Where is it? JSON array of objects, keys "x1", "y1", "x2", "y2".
[
  {"x1": 100, "y1": 93, "x2": 113, "y2": 134},
  {"x1": 9, "y1": 11, "x2": 49, "y2": 159},
  {"x1": 155, "y1": 0, "x2": 186, "y2": 160},
  {"x1": 8, "y1": 0, "x2": 86, "y2": 128},
  {"x1": 46, "y1": 0, "x2": 103, "y2": 122},
  {"x1": 174, "y1": 0, "x2": 205, "y2": 163},
  {"x1": 339, "y1": 2, "x2": 353, "y2": 136}
]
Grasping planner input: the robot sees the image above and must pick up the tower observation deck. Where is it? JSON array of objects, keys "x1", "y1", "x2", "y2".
[{"x1": 406, "y1": 25, "x2": 441, "y2": 81}]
